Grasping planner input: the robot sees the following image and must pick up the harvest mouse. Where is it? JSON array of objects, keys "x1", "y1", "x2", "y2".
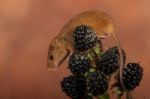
[{"x1": 48, "y1": 10, "x2": 115, "y2": 69}]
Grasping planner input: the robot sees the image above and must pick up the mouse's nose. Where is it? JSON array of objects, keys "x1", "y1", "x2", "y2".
[{"x1": 47, "y1": 60, "x2": 59, "y2": 70}]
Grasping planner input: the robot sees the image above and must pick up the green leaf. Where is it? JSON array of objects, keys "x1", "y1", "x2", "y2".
[
  {"x1": 94, "y1": 44, "x2": 100, "y2": 52},
  {"x1": 87, "y1": 52, "x2": 94, "y2": 60},
  {"x1": 87, "y1": 42, "x2": 103, "y2": 61},
  {"x1": 93, "y1": 43, "x2": 103, "y2": 57},
  {"x1": 113, "y1": 87, "x2": 123, "y2": 99},
  {"x1": 89, "y1": 68, "x2": 95, "y2": 72},
  {"x1": 98, "y1": 92, "x2": 109, "y2": 99}
]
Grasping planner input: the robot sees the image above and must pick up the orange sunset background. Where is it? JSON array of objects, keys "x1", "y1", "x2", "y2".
[{"x1": 0, "y1": 0, "x2": 150, "y2": 99}]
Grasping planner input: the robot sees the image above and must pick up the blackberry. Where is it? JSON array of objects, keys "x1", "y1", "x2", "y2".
[
  {"x1": 60, "y1": 75, "x2": 86, "y2": 99},
  {"x1": 74, "y1": 25, "x2": 97, "y2": 51},
  {"x1": 96, "y1": 46, "x2": 126, "y2": 74},
  {"x1": 69, "y1": 52, "x2": 91, "y2": 75},
  {"x1": 87, "y1": 71, "x2": 108, "y2": 96},
  {"x1": 123, "y1": 63, "x2": 143, "y2": 90}
]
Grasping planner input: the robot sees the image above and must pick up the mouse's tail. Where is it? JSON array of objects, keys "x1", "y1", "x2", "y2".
[{"x1": 111, "y1": 33, "x2": 133, "y2": 99}]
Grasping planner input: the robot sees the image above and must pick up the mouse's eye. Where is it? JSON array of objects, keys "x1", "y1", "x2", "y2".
[{"x1": 49, "y1": 55, "x2": 53, "y2": 60}]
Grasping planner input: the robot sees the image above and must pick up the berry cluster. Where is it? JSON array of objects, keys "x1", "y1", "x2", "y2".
[
  {"x1": 61, "y1": 75, "x2": 86, "y2": 99},
  {"x1": 69, "y1": 52, "x2": 91, "y2": 75},
  {"x1": 74, "y1": 25, "x2": 97, "y2": 51},
  {"x1": 60, "y1": 25, "x2": 143, "y2": 99},
  {"x1": 96, "y1": 47, "x2": 126, "y2": 75},
  {"x1": 86, "y1": 71, "x2": 108, "y2": 96},
  {"x1": 122, "y1": 63, "x2": 143, "y2": 90}
]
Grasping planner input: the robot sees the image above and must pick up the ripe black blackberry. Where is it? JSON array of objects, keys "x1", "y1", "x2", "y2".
[
  {"x1": 74, "y1": 25, "x2": 97, "y2": 51},
  {"x1": 123, "y1": 63, "x2": 143, "y2": 90},
  {"x1": 60, "y1": 75, "x2": 86, "y2": 99},
  {"x1": 96, "y1": 46, "x2": 126, "y2": 75},
  {"x1": 86, "y1": 71, "x2": 108, "y2": 96},
  {"x1": 69, "y1": 52, "x2": 91, "y2": 75}
]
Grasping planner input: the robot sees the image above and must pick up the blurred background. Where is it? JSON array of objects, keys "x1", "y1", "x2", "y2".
[{"x1": 0, "y1": 0, "x2": 150, "y2": 99}]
